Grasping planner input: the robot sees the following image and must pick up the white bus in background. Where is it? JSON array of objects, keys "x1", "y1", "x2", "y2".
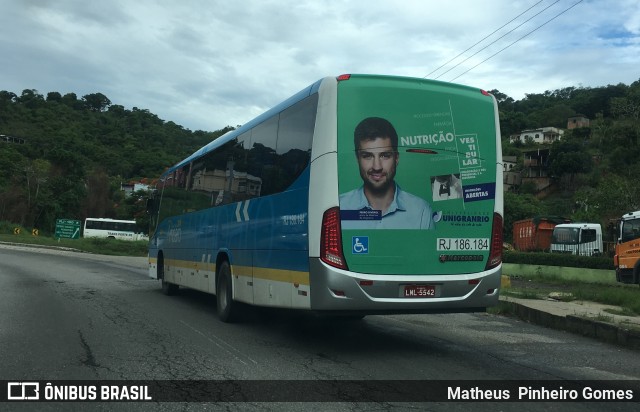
[
  {"x1": 551, "y1": 223, "x2": 603, "y2": 256},
  {"x1": 83, "y1": 218, "x2": 148, "y2": 241}
]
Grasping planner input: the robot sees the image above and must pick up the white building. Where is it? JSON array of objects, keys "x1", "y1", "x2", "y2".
[
  {"x1": 121, "y1": 182, "x2": 151, "y2": 197},
  {"x1": 503, "y1": 156, "x2": 517, "y2": 172},
  {"x1": 509, "y1": 127, "x2": 564, "y2": 145}
]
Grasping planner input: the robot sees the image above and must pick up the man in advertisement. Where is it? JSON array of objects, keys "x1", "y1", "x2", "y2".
[{"x1": 340, "y1": 117, "x2": 435, "y2": 230}]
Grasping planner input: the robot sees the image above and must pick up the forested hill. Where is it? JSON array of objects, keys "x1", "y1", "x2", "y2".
[
  {"x1": 493, "y1": 79, "x2": 640, "y2": 240},
  {"x1": 0, "y1": 90, "x2": 232, "y2": 232},
  {"x1": 1, "y1": 79, "x2": 639, "y2": 235}
]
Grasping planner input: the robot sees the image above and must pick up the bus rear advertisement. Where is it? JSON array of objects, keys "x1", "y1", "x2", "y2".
[{"x1": 148, "y1": 74, "x2": 504, "y2": 322}]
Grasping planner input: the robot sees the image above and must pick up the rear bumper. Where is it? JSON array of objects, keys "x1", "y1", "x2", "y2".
[{"x1": 308, "y1": 258, "x2": 501, "y2": 313}]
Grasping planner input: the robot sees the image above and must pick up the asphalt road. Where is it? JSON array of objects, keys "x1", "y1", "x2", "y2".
[{"x1": 1, "y1": 244, "x2": 639, "y2": 411}]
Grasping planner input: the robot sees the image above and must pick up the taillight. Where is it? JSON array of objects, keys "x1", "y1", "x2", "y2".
[
  {"x1": 320, "y1": 207, "x2": 348, "y2": 270},
  {"x1": 336, "y1": 74, "x2": 351, "y2": 81},
  {"x1": 485, "y1": 212, "x2": 503, "y2": 270}
]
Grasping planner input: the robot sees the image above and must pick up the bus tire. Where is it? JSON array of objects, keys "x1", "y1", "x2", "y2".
[
  {"x1": 158, "y1": 254, "x2": 178, "y2": 296},
  {"x1": 216, "y1": 260, "x2": 238, "y2": 323}
]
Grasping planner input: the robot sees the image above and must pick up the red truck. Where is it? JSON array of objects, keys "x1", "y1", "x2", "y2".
[{"x1": 512, "y1": 217, "x2": 571, "y2": 252}]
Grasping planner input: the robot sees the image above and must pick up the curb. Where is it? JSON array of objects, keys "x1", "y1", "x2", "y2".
[
  {"x1": 499, "y1": 299, "x2": 640, "y2": 351},
  {"x1": 0, "y1": 241, "x2": 86, "y2": 253}
]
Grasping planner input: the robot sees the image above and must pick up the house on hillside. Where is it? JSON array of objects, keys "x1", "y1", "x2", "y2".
[
  {"x1": 503, "y1": 155, "x2": 521, "y2": 191},
  {"x1": 567, "y1": 115, "x2": 590, "y2": 129},
  {"x1": 0, "y1": 134, "x2": 26, "y2": 144},
  {"x1": 121, "y1": 182, "x2": 151, "y2": 197},
  {"x1": 521, "y1": 148, "x2": 554, "y2": 197},
  {"x1": 503, "y1": 156, "x2": 517, "y2": 172},
  {"x1": 503, "y1": 116, "x2": 591, "y2": 196},
  {"x1": 509, "y1": 127, "x2": 564, "y2": 145}
]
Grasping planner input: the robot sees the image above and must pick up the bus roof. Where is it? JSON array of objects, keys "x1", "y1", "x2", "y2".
[
  {"x1": 162, "y1": 78, "x2": 324, "y2": 179},
  {"x1": 162, "y1": 73, "x2": 492, "y2": 180}
]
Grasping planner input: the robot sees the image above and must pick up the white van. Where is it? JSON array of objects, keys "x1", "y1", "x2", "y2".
[{"x1": 551, "y1": 223, "x2": 603, "y2": 256}]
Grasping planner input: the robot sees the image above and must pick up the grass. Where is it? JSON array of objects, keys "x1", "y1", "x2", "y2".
[
  {"x1": 603, "y1": 307, "x2": 637, "y2": 317},
  {"x1": 589, "y1": 313, "x2": 615, "y2": 323},
  {"x1": 504, "y1": 274, "x2": 640, "y2": 317},
  {"x1": 487, "y1": 301, "x2": 517, "y2": 316},
  {"x1": 0, "y1": 232, "x2": 148, "y2": 256},
  {"x1": 501, "y1": 289, "x2": 542, "y2": 300}
]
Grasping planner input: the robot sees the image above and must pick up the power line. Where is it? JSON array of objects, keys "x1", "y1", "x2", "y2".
[
  {"x1": 434, "y1": 0, "x2": 561, "y2": 80},
  {"x1": 424, "y1": 0, "x2": 547, "y2": 79},
  {"x1": 449, "y1": 0, "x2": 585, "y2": 82}
]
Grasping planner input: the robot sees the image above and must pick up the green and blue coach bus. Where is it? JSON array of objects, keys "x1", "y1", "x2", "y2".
[{"x1": 148, "y1": 74, "x2": 504, "y2": 322}]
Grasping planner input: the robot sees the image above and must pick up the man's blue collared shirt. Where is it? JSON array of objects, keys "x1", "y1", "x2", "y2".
[{"x1": 339, "y1": 184, "x2": 434, "y2": 229}]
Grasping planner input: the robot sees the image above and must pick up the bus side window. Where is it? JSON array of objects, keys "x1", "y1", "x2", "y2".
[
  {"x1": 275, "y1": 93, "x2": 318, "y2": 191},
  {"x1": 227, "y1": 132, "x2": 255, "y2": 203},
  {"x1": 248, "y1": 116, "x2": 279, "y2": 197}
]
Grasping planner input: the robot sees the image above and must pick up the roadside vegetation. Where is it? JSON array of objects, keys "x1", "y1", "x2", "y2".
[
  {"x1": 0, "y1": 223, "x2": 147, "y2": 257},
  {"x1": 503, "y1": 250, "x2": 614, "y2": 270},
  {"x1": 501, "y1": 273, "x2": 640, "y2": 317}
]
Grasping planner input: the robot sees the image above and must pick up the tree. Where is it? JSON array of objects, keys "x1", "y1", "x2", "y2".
[
  {"x1": 488, "y1": 89, "x2": 514, "y2": 106},
  {"x1": 83, "y1": 168, "x2": 113, "y2": 218},
  {"x1": 0, "y1": 90, "x2": 17, "y2": 104},
  {"x1": 46, "y1": 92, "x2": 62, "y2": 102},
  {"x1": 19, "y1": 89, "x2": 45, "y2": 109},
  {"x1": 574, "y1": 174, "x2": 640, "y2": 222},
  {"x1": 61, "y1": 92, "x2": 83, "y2": 110},
  {"x1": 548, "y1": 139, "x2": 592, "y2": 188},
  {"x1": 503, "y1": 192, "x2": 547, "y2": 242},
  {"x1": 82, "y1": 93, "x2": 112, "y2": 112}
]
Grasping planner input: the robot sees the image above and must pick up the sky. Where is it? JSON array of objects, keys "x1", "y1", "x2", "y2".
[{"x1": 1, "y1": 0, "x2": 639, "y2": 132}]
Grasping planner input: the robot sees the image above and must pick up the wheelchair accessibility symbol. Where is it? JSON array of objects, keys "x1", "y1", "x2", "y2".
[{"x1": 352, "y1": 236, "x2": 369, "y2": 254}]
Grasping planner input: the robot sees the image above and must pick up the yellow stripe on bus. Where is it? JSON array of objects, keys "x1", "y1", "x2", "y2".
[
  {"x1": 149, "y1": 258, "x2": 309, "y2": 286},
  {"x1": 253, "y1": 267, "x2": 310, "y2": 286}
]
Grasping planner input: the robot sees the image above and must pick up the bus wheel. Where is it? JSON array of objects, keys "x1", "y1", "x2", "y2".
[
  {"x1": 216, "y1": 260, "x2": 238, "y2": 323},
  {"x1": 158, "y1": 255, "x2": 178, "y2": 296}
]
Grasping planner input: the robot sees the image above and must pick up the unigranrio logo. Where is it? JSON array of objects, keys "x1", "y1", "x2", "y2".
[{"x1": 441, "y1": 214, "x2": 490, "y2": 223}]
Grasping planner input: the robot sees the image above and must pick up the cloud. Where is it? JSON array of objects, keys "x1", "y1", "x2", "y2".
[{"x1": 1, "y1": 0, "x2": 639, "y2": 132}]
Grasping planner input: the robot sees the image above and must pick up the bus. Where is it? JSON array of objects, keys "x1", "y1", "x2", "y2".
[
  {"x1": 84, "y1": 218, "x2": 148, "y2": 241},
  {"x1": 147, "y1": 74, "x2": 504, "y2": 322},
  {"x1": 614, "y1": 210, "x2": 640, "y2": 284}
]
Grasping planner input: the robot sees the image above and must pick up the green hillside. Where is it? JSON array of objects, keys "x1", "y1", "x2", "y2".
[
  {"x1": 1, "y1": 79, "x2": 639, "y2": 237},
  {"x1": 0, "y1": 90, "x2": 232, "y2": 233},
  {"x1": 493, "y1": 80, "x2": 640, "y2": 241}
]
